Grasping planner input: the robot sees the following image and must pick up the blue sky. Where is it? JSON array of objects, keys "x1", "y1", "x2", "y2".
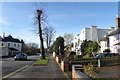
[{"x1": 0, "y1": 2, "x2": 118, "y2": 45}]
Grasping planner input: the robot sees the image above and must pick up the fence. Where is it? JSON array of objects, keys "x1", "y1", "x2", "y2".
[{"x1": 71, "y1": 56, "x2": 120, "y2": 67}]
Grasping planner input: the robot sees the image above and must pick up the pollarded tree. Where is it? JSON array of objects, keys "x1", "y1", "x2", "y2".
[
  {"x1": 57, "y1": 37, "x2": 64, "y2": 55},
  {"x1": 52, "y1": 36, "x2": 65, "y2": 55},
  {"x1": 33, "y1": 3, "x2": 48, "y2": 59},
  {"x1": 52, "y1": 40, "x2": 59, "y2": 53}
]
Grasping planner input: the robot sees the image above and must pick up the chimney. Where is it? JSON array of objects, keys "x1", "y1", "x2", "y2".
[
  {"x1": 116, "y1": 14, "x2": 120, "y2": 30},
  {"x1": 3, "y1": 33, "x2": 5, "y2": 38}
]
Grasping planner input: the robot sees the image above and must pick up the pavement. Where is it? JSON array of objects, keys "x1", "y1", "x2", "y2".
[{"x1": 2, "y1": 56, "x2": 67, "y2": 80}]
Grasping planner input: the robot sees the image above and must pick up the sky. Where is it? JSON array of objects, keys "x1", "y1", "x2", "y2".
[{"x1": 0, "y1": 2, "x2": 119, "y2": 45}]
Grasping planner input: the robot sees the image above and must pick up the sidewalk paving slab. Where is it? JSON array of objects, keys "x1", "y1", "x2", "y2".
[{"x1": 4, "y1": 56, "x2": 67, "y2": 80}]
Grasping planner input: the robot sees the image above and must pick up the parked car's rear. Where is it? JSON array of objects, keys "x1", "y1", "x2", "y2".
[
  {"x1": 14, "y1": 53, "x2": 27, "y2": 60},
  {"x1": 95, "y1": 53, "x2": 119, "y2": 58}
]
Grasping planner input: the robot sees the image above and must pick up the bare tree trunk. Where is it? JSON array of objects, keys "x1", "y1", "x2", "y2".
[
  {"x1": 37, "y1": 10, "x2": 45, "y2": 59},
  {"x1": 46, "y1": 30, "x2": 49, "y2": 51}
]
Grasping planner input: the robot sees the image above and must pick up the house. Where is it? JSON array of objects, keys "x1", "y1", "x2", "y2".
[
  {"x1": 73, "y1": 26, "x2": 114, "y2": 55},
  {"x1": 0, "y1": 35, "x2": 22, "y2": 57},
  {"x1": 100, "y1": 15, "x2": 120, "y2": 53},
  {"x1": 108, "y1": 15, "x2": 120, "y2": 53},
  {"x1": 0, "y1": 36, "x2": 8, "y2": 57},
  {"x1": 100, "y1": 37, "x2": 109, "y2": 53},
  {"x1": 108, "y1": 29, "x2": 120, "y2": 53},
  {"x1": 73, "y1": 34, "x2": 81, "y2": 54}
]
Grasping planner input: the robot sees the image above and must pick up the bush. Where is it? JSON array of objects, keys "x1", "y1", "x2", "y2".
[
  {"x1": 83, "y1": 54, "x2": 90, "y2": 58},
  {"x1": 83, "y1": 63, "x2": 100, "y2": 78},
  {"x1": 74, "y1": 55, "x2": 83, "y2": 61}
]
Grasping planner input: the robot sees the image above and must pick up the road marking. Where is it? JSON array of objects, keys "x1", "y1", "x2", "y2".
[{"x1": 0, "y1": 65, "x2": 29, "y2": 80}]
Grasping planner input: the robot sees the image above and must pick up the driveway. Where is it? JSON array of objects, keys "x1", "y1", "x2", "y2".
[{"x1": 96, "y1": 65, "x2": 120, "y2": 78}]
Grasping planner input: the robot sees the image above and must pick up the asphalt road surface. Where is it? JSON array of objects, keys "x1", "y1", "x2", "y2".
[{"x1": 1, "y1": 55, "x2": 40, "y2": 78}]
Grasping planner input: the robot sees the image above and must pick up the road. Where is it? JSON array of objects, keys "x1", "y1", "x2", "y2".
[{"x1": 1, "y1": 55, "x2": 40, "y2": 78}]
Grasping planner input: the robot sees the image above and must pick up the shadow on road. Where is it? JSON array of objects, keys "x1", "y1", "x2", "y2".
[
  {"x1": 26, "y1": 59, "x2": 37, "y2": 61},
  {"x1": 13, "y1": 59, "x2": 37, "y2": 61}
]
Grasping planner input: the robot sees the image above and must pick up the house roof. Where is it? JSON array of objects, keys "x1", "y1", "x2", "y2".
[
  {"x1": 100, "y1": 37, "x2": 108, "y2": 41},
  {"x1": 108, "y1": 29, "x2": 120, "y2": 36},
  {"x1": 114, "y1": 42, "x2": 120, "y2": 45},
  {"x1": 0, "y1": 37, "x2": 7, "y2": 42},
  {"x1": 4, "y1": 35, "x2": 22, "y2": 43}
]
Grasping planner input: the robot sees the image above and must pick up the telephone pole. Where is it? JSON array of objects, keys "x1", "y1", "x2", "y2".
[{"x1": 37, "y1": 9, "x2": 45, "y2": 59}]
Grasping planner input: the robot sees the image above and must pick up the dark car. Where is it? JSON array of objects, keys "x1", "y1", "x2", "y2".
[
  {"x1": 95, "y1": 53, "x2": 119, "y2": 58},
  {"x1": 14, "y1": 53, "x2": 27, "y2": 60}
]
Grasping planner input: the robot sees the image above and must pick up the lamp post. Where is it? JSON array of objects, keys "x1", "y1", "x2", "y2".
[{"x1": 37, "y1": 9, "x2": 45, "y2": 59}]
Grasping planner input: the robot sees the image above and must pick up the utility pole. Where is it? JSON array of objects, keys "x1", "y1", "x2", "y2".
[{"x1": 37, "y1": 9, "x2": 45, "y2": 59}]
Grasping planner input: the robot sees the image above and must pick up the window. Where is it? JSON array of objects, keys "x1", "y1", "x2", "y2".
[
  {"x1": 118, "y1": 34, "x2": 120, "y2": 40},
  {"x1": 115, "y1": 34, "x2": 119, "y2": 40},
  {"x1": 2, "y1": 43, "x2": 4, "y2": 46},
  {"x1": 83, "y1": 31, "x2": 84, "y2": 33},
  {"x1": 18, "y1": 44, "x2": 19, "y2": 47},
  {"x1": 14, "y1": 44, "x2": 16, "y2": 47},
  {"x1": 8, "y1": 43, "x2": 10, "y2": 46}
]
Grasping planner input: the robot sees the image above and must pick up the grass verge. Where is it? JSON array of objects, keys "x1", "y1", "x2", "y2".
[{"x1": 33, "y1": 56, "x2": 49, "y2": 65}]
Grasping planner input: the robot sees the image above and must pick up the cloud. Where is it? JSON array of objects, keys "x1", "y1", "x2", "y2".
[
  {"x1": 0, "y1": 18, "x2": 11, "y2": 26},
  {"x1": 49, "y1": 13, "x2": 100, "y2": 20},
  {"x1": 28, "y1": 14, "x2": 35, "y2": 19}
]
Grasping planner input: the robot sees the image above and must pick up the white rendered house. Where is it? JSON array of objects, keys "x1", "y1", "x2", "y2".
[
  {"x1": 100, "y1": 37, "x2": 110, "y2": 53},
  {"x1": 0, "y1": 35, "x2": 22, "y2": 56},
  {"x1": 73, "y1": 26, "x2": 114, "y2": 55},
  {"x1": 108, "y1": 31, "x2": 120, "y2": 53},
  {"x1": 100, "y1": 15, "x2": 120, "y2": 53},
  {"x1": 0, "y1": 37, "x2": 8, "y2": 56},
  {"x1": 108, "y1": 15, "x2": 120, "y2": 53}
]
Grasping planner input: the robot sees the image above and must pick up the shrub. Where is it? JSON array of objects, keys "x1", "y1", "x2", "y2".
[
  {"x1": 83, "y1": 63, "x2": 100, "y2": 78},
  {"x1": 83, "y1": 54, "x2": 90, "y2": 58}
]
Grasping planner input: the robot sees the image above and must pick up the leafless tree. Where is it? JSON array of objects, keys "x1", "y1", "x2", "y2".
[
  {"x1": 63, "y1": 33, "x2": 74, "y2": 46},
  {"x1": 43, "y1": 25, "x2": 55, "y2": 52},
  {"x1": 63, "y1": 33, "x2": 74, "y2": 52},
  {"x1": 33, "y1": 3, "x2": 55, "y2": 58},
  {"x1": 33, "y1": 3, "x2": 48, "y2": 59}
]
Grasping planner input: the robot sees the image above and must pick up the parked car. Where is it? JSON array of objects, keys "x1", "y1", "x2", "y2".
[
  {"x1": 95, "y1": 53, "x2": 119, "y2": 58},
  {"x1": 39, "y1": 54, "x2": 42, "y2": 57},
  {"x1": 14, "y1": 53, "x2": 27, "y2": 60}
]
